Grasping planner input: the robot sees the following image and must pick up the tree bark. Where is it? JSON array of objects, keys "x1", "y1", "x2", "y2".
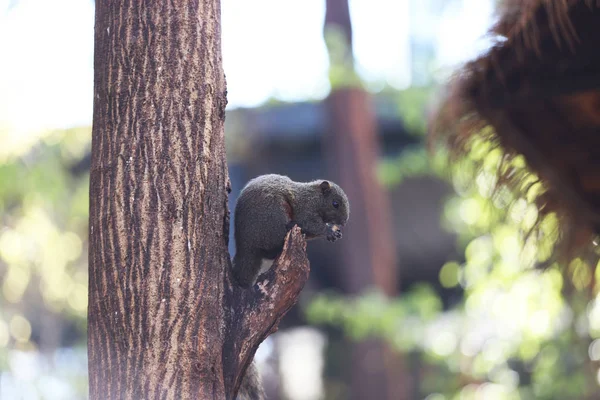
[
  {"x1": 323, "y1": 1, "x2": 409, "y2": 399},
  {"x1": 88, "y1": 2, "x2": 309, "y2": 399}
]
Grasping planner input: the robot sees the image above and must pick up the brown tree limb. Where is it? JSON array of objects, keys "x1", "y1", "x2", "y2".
[{"x1": 224, "y1": 226, "x2": 310, "y2": 398}]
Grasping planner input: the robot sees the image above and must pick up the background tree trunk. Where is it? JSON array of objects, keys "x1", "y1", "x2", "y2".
[
  {"x1": 88, "y1": 2, "x2": 309, "y2": 399},
  {"x1": 323, "y1": 0, "x2": 410, "y2": 399}
]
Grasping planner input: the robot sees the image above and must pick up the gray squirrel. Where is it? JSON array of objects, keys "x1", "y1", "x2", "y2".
[
  {"x1": 232, "y1": 174, "x2": 350, "y2": 288},
  {"x1": 233, "y1": 174, "x2": 349, "y2": 400}
]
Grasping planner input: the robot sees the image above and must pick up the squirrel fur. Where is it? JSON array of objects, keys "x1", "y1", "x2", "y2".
[
  {"x1": 237, "y1": 362, "x2": 265, "y2": 400},
  {"x1": 232, "y1": 174, "x2": 350, "y2": 288},
  {"x1": 233, "y1": 174, "x2": 350, "y2": 400}
]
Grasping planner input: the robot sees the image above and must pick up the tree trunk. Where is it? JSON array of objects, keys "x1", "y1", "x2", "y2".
[
  {"x1": 325, "y1": 88, "x2": 410, "y2": 400},
  {"x1": 323, "y1": 1, "x2": 410, "y2": 399},
  {"x1": 88, "y1": 2, "x2": 309, "y2": 399}
]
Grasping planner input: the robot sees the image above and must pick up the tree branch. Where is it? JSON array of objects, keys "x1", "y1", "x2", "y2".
[{"x1": 223, "y1": 226, "x2": 310, "y2": 397}]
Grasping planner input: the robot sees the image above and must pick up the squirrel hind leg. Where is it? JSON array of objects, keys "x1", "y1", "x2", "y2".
[{"x1": 233, "y1": 248, "x2": 263, "y2": 288}]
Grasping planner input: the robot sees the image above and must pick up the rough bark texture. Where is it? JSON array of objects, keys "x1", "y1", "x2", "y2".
[
  {"x1": 324, "y1": 1, "x2": 409, "y2": 398},
  {"x1": 88, "y1": 2, "x2": 310, "y2": 399}
]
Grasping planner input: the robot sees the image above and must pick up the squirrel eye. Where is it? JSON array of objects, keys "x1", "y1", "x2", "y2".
[{"x1": 332, "y1": 200, "x2": 339, "y2": 209}]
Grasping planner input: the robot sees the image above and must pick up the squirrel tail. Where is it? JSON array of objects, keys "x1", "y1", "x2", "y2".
[
  {"x1": 236, "y1": 360, "x2": 265, "y2": 400},
  {"x1": 232, "y1": 250, "x2": 263, "y2": 288}
]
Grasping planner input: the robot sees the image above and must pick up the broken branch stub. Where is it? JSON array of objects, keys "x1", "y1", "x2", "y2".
[
  {"x1": 242, "y1": 225, "x2": 310, "y2": 336},
  {"x1": 225, "y1": 225, "x2": 310, "y2": 397}
]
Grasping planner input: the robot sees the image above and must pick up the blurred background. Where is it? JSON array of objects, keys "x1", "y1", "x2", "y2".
[{"x1": 1, "y1": 0, "x2": 598, "y2": 399}]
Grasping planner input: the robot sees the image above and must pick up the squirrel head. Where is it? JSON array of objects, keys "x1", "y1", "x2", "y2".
[{"x1": 317, "y1": 180, "x2": 350, "y2": 226}]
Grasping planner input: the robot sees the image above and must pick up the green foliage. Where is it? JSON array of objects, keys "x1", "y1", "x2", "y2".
[
  {"x1": 324, "y1": 26, "x2": 362, "y2": 90},
  {"x1": 306, "y1": 284, "x2": 442, "y2": 348},
  {"x1": 0, "y1": 126, "x2": 90, "y2": 398},
  {"x1": 307, "y1": 127, "x2": 600, "y2": 398},
  {"x1": 395, "y1": 85, "x2": 434, "y2": 136},
  {"x1": 377, "y1": 144, "x2": 449, "y2": 188},
  {"x1": 0, "y1": 127, "x2": 90, "y2": 320}
]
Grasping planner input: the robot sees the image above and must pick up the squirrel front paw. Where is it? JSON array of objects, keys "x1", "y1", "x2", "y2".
[{"x1": 326, "y1": 224, "x2": 343, "y2": 242}]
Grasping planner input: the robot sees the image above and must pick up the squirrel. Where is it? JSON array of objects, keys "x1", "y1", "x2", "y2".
[
  {"x1": 233, "y1": 174, "x2": 349, "y2": 400},
  {"x1": 232, "y1": 174, "x2": 350, "y2": 288}
]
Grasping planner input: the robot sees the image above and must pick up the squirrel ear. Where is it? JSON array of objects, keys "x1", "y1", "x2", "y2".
[{"x1": 320, "y1": 181, "x2": 331, "y2": 193}]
